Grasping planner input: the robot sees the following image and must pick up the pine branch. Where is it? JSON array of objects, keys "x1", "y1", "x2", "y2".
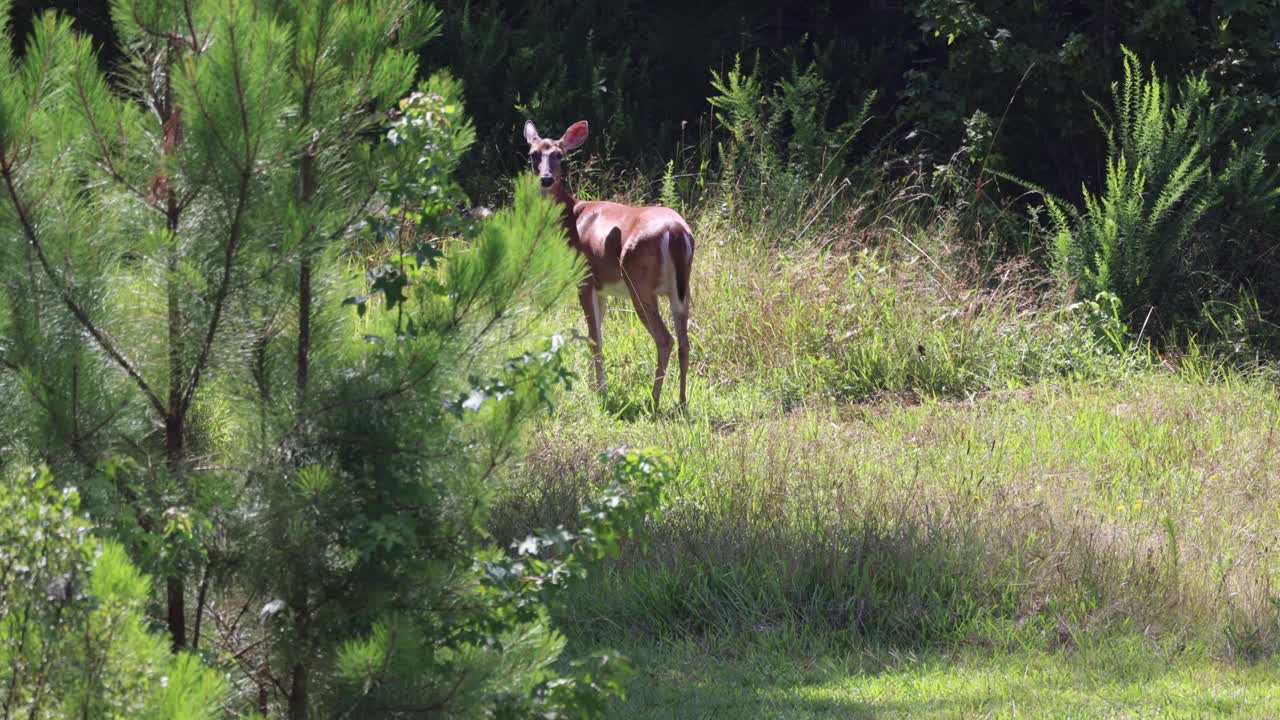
[
  {"x1": 179, "y1": 10, "x2": 278, "y2": 414},
  {"x1": 252, "y1": 182, "x2": 378, "y2": 285},
  {"x1": 182, "y1": 0, "x2": 204, "y2": 53},
  {"x1": 69, "y1": 61, "x2": 156, "y2": 211},
  {"x1": 127, "y1": 2, "x2": 201, "y2": 53},
  {"x1": 229, "y1": 20, "x2": 257, "y2": 170},
  {"x1": 0, "y1": 158, "x2": 167, "y2": 417},
  {"x1": 181, "y1": 168, "x2": 251, "y2": 414}
]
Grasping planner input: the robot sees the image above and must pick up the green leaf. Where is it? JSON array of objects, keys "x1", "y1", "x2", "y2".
[
  {"x1": 343, "y1": 294, "x2": 372, "y2": 318},
  {"x1": 370, "y1": 267, "x2": 408, "y2": 310},
  {"x1": 414, "y1": 240, "x2": 444, "y2": 268}
]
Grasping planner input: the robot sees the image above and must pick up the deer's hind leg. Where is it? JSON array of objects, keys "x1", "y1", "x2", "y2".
[
  {"x1": 626, "y1": 283, "x2": 673, "y2": 413},
  {"x1": 670, "y1": 294, "x2": 689, "y2": 408},
  {"x1": 665, "y1": 231, "x2": 692, "y2": 409}
]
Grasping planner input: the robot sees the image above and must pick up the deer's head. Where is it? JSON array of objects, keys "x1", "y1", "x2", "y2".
[{"x1": 523, "y1": 120, "x2": 588, "y2": 189}]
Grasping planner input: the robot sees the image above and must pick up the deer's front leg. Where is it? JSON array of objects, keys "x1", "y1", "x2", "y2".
[{"x1": 578, "y1": 284, "x2": 606, "y2": 395}]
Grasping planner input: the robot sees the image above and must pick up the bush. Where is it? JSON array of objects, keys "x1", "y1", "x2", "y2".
[
  {"x1": 1034, "y1": 48, "x2": 1279, "y2": 327},
  {"x1": 0, "y1": 466, "x2": 225, "y2": 719},
  {"x1": 707, "y1": 54, "x2": 875, "y2": 242}
]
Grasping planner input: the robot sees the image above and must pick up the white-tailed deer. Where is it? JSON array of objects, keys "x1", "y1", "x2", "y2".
[{"x1": 524, "y1": 120, "x2": 694, "y2": 411}]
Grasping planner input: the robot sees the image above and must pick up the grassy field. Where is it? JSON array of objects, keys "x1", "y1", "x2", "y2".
[{"x1": 496, "y1": 202, "x2": 1280, "y2": 717}]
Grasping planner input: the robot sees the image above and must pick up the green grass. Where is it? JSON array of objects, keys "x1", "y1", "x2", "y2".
[
  {"x1": 497, "y1": 194, "x2": 1280, "y2": 717},
  {"x1": 508, "y1": 372, "x2": 1280, "y2": 647}
]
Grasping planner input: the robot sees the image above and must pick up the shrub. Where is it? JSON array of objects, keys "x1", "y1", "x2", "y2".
[
  {"x1": 0, "y1": 466, "x2": 225, "y2": 719},
  {"x1": 1035, "y1": 48, "x2": 1279, "y2": 326},
  {"x1": 707, "y1": 54, "x2": 876, "y2": 242}
]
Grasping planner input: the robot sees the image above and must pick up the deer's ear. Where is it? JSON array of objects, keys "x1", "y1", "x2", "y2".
[
  {"x1": 523, "y1": 121, "x2": 540, "y2": 145},
  {"x1": 559, "y1": 121, "x2": 589, "y2": 151}
]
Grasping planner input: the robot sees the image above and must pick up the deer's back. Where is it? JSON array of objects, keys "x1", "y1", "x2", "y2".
[{"x1": 571, "y1": 201, "x2": 690, "y2": 286}]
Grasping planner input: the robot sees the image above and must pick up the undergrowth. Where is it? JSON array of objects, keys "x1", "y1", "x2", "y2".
[
  {"x1": 488, "y1": 52, "x2": 1278, "y2": 717},
  {"x1": 494, "y1": 141, "x2": 1280, "y2": 668}
]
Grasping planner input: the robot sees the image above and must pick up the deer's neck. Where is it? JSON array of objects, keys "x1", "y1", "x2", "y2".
[{"x1": 548, "y1": 181, "x2": 581, "y2": 245}]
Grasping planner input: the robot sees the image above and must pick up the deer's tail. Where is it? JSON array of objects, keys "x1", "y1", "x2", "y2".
[{"x1": 670, "y1": 228, "x2": 693, "y2": 305}]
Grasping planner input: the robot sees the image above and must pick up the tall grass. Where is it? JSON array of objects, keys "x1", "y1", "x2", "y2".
[
  {"x1": 556, "y1": 152, "x2": 1137, "y2": 417},
  {"x1": 492, "y1": 136, "x2": 1280, "y2": 665},
  {"x1": 501, "y1": 373, "x2": 1280, "y2": 658},
  {"x1": 489, "y1": 57, "x2": 1280, "y2": 675}
]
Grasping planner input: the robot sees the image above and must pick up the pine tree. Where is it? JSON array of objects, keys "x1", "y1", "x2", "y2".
[
  {"x1": 0, "y1": 0, "x2": 432, "y2": 650},
  {"x1": 0, "y1": 3, "x2": 669, "y2": 717}
]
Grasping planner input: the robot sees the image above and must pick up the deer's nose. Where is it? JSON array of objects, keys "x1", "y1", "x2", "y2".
[{"x1": 540, "y1": 176, "x2": 554, "y2": 187}]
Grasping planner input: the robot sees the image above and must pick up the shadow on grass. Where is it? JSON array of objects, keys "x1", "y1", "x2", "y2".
[
  {"x1": 600, "y1": 391, "x2": 648, "y2": 422},
  {"x1": 602, "y1": 639, "x2": 881, "y2": 720},
  {"x1": 599, "y1": 389, "x2": 694, "y2": 423},
  {"x1": 554, "y1": 513, "x2": 1019, "y2": 655}
]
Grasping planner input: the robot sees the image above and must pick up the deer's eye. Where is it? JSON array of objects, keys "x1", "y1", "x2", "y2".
[
  {"x1": 551, "y1": 152, "x2": 562, "y2": 161},
  {"x1": 529, "y1": 152, "x2": 540, "y2": 163}
]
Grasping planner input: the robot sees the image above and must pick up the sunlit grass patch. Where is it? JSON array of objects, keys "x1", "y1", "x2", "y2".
[{"x1": 598, "y1": 635, "x2": 1280, "y2": 719}]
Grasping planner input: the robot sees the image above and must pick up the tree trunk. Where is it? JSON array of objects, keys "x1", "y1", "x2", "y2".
[
  {"x1": 164, "y1": 411, "x2": 186, "y2": 650},
  {"x1": 288, "y1": 101, "x2": 318, "y2": 720},
  {"x1": 289, "y1": 661, "x2": 308, "y2": 720},
  {"x1": 288, "y1": 587, "x2": 309, "y2": 720},
  {"x1": 166, "y1": 576, "x2": 187, "y2": 651},
  {"x1": 297, "y1": 256, "x2": 312, "y2": 394},
  {"x1": 297, "y1": 142, "x2": 316, "y2": 398},
  {"x1": 160, "y1": 46, "x2": 189, "y2": 652}
]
